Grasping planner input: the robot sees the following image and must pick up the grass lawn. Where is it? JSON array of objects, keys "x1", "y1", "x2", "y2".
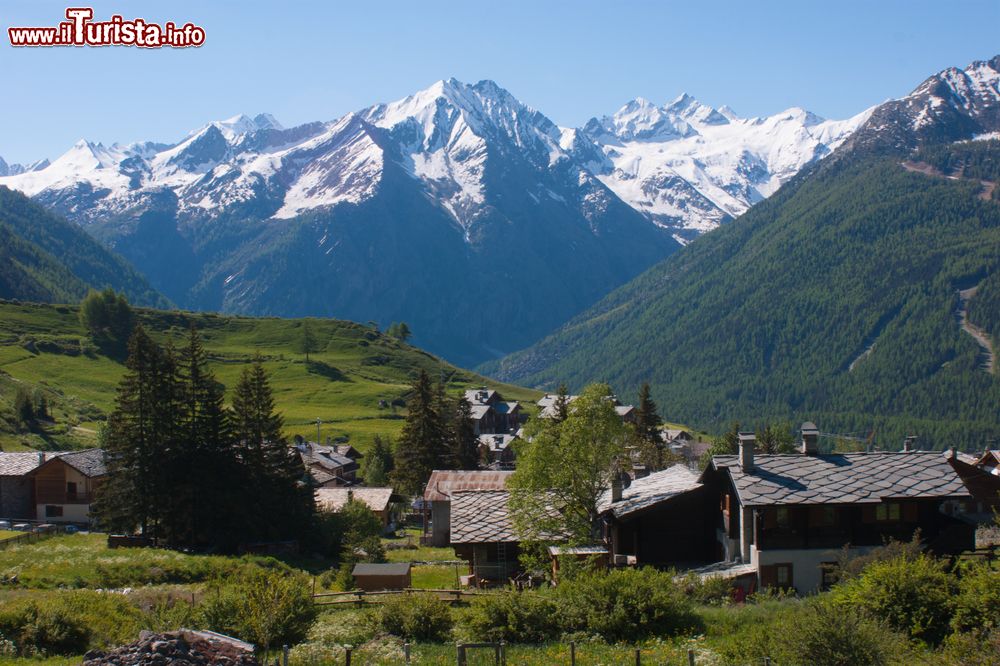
[
  {"x1": 0, "y1": 533, "x2": 281, "y2": 589},
  {"x1": 0, "y1": 301, "x2": 540, "y2": 454},
  {"x1": 411, "y1": 564, "x2": 462, "y2": 590},
  {"x1": 0, "y1": 530, "x2": 22, "y2": 541}
]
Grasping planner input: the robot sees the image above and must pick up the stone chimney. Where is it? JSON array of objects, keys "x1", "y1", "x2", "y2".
[
  {"x1": 611, "y1": 475, "x2": 623, "y2": 503},
  {"x1": 800, "y1": 422, "x2": 819, "y2": 455},
  {"x1": 738, "y1": 432, "x2": 756, "y2": 471},
  {"x1": 902, "y1": 435, "x2": 917, "y2": 453},
  {"x1": 37, "y1": 451, "x2": 45, "y2": 466}
]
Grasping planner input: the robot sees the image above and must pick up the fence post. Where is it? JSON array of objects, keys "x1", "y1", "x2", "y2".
[
  {"x1": 282, "y1": 644, "x2": 289, "y2": 666},
  {"x1": 500, "y1": 640, "x2": 507, "y2": 666},
  {"x1": 634, "y1": 648, "x2": 641, "y2": 666},
  {"x1": 570, "y1": 641, "x2": 576, "y2": 666},
  {"x1": 344, "y1": 645, "x2": 352, "y2": 666},
  {"x1": 688, "y1": 648, "x2": 696, "y2": 665},
  {"x1": 456, "y1": 642, "x2": 465, "y2": 666},
  {"x1": 404, "y1": 641, "x2": 411, "y2": 664},
  {"x1": 764, "y1": 658, "x2": 771, "y2": 666}
]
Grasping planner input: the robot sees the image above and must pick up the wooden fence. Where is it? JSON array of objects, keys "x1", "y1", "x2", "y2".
[{"x1": 313, "y1": 587, "x2": 483, "y2": 606}]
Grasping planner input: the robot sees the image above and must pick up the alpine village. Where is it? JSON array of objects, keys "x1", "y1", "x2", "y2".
[{"x1": 1, "y1": 31, "x2": 1000, "y2": 666}]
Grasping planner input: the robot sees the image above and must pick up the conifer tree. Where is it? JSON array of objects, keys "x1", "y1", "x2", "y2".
[
  {"x1": 392, "y1": 370, "x2": 447, "y2": 495},
  {"x1": 94, "y1": 324, "x2": 178, "y2": 537},
  {"x1": 167, "y1": 326, "x2": 236, "y2": 548},
  {"x1": 552, "y1": 383, "x2": 571, "y2": 422},
  {"x1": 451, "y1": 396, "x2": 479, "y2": 470},
  {"x1": 633, "y1": 382, "x2": 669, "y2": 470},
  {"x1": 364, "y1": 434, "x2": 395, "y2": 486},
  {"x1": 231, "y1": 356, "x2": 313, "y2": 542}
]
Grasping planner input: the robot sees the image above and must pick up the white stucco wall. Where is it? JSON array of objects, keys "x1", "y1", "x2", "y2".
[
  {"x1": 35, "y1": 503, "x2": 90, "y2": 523},
  {"x1": 754, "y1": 545, "x2": 877, "y2": 592}
]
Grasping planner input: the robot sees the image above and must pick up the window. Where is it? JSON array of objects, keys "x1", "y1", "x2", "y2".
[
  {"x1": 45, "y1": 505, "x2": 63, "y2": 518},
  {"x1": 813, "y1": 506, "x2": 837, "y2": 527},
  {"x1": 775, "y1": 506, "x2": 791, "y2": 529},
  {"x1": 875, "y1": 503, "x2": 901, "y2": 522},
  {"x1": 820, "y1": 562, "x2": 838, "y2": 590},
  {"x1": 66, "y1": 482, "x2": 78, "y2": 499},
  {"x1": 775, "y1": 563, "x2": 792, "y2": 587}
]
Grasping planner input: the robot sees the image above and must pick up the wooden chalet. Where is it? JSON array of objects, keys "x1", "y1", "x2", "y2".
[{"x1": 700, "y1": 428, "x2": 978, "y2": 592}]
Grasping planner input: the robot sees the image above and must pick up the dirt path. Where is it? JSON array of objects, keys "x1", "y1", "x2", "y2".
[
  {"x1": 957, "y1": 287, "x2": 996, "y2": 374},
  {"x1": 901, "y1": 161, "x2": 997, "y2": 201}
]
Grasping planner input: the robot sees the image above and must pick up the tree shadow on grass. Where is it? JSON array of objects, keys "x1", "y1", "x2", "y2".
[{"x1": 306, "y1": 360, "x2": 351, "y2": 382}]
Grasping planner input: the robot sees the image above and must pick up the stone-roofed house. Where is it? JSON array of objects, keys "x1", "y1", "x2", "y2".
[
  {"x1": 449, "y1": 489, "x2": 547, "y2": 582},
  {"x1": 478, "y1": 433, "x2": 518, "y2": 469},
  {"x1": 537, "y1": 393, "x2": 634, "y2": 423},
  {"x1": 700, "y1": 425, "x2": 978, "y2": 593},
  {"x1": 29, "y1": 448, "x2": 107, "y2": 523},
  {"x1": 422, "y1": 470, "x2": 513, "y2": 546},
  {"x1": 464, "y1": 388, "x2": 521, "y2": 435},
  {"x1": 296, "y1": 441, "x2": 359, "y2": 487},
  {"x1": 599, "y1": 465, "x2": 713, "y2": 566},
  {"x1": 314, "y1": 487, "x2": 402, "y2": 530},
  {"x1": 0, "y1": 451, "x2": 59, "y2": 519}
]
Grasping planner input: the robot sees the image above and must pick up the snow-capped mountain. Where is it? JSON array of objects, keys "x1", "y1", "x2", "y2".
[
  {"x1": 564, "y1": 94, "x2": 872, "y2": 242},
  {"x1": 0, "y1": 156, "x2": 49, "y2": 177},
  {"x1": 0, "y1": 79, "x2": 677, "y2": 365},
  {"x1": 844, "y1": 55, "x2": 1000, "y2": 156}
]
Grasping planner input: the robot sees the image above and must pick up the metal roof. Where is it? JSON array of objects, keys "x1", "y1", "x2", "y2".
[
  {"x1": 423, "y1": 470, "x2": 513, "y2": 502},
  {"x1": 352, "y1": 562, "x2": 411, "y2": 576},
  {"x1": 599, "y1": 465, "x2": 702, "y2": 518},
  {"x1": 711, "y1": 451, "x2": 970, "y2": 507}
]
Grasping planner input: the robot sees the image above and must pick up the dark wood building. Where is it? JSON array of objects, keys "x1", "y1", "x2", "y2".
[{"x1": 700, "y1": 430, "x2": 977, "y2": 592}]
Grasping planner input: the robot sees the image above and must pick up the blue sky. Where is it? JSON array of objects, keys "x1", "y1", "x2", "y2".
[{"x1": 2, "y1": 0, "x2": 998, "y2": 163}]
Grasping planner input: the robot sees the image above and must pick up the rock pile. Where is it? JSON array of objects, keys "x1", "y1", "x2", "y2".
[{"x1": 81, "y1": 629, "x2": 259, "y2": 665}]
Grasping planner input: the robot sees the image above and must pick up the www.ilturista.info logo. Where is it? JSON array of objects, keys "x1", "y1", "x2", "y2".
[{"x1": 8, "y1": 7, "x2": 205, "y2": 48}]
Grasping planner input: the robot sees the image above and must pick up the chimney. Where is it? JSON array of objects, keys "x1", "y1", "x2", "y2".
[
  {"x1": 902, "y1": 435, "x2": 917, "y2": 453},
  {"x1": 611, "y1": 475, "x2": 623, "y2": 503},
  {"x1": 738, "y1": 432, "x2": 756, "y2": 471},
  {"x1": 37, "y1": 451, "x2": 45, "y2": 466},
  {"x1": 800, "y1": 422, "x2": 819, "y2": 455}
]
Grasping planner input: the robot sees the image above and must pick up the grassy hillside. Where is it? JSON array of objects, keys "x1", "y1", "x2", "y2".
[
  {"x1": 483, "y1": 143, "x2": 1000, "y2": 451},
  {"x1": 0, "y1": 299, "x2": 539, "y2": 452},
  {"x1": 0, "y1": 186, "x2": 168, "y2": 308}
]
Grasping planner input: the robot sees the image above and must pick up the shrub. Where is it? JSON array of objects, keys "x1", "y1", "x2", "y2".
[
  {"x1": 0, "y1": 600, "x2": 89, "y2": 656},
  {"x1": 831, "y1": 552, "x2": 955, "y2": 644},
  {"x1": 951, "y1": 562, "x2": 1000, "y2": 633},
  {"x1": 678, "y1": 572, "x2": 734, "y2": 606},
  {"x1": 832, "y1": 533, "x2": 923, "y2": 582},
  {"x1": 369, "y1": 593, "x2": 453, "y2": 642},
  {"x1": 939, "y1": 627, "x2": 1000, "y2": 666},
  {"x1": 553, "y1": 567, "x2": 701, "y2": 642},
  {"x1": 769, "y1": 599, "x2": 908, "y2": 666},
  {"x1": 462, "y1": 588, "x2": 560, "y2": 643},
  {"x1": 199, "y1": 568, "x2": 316, "y2": 652}
]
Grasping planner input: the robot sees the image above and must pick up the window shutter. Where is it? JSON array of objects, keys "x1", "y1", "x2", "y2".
[{"x1": 764, "y1": 508, "x2": 777, "y2": 529}]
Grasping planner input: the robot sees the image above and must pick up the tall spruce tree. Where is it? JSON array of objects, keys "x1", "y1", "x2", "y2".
[
  {"x1": 231, "y1": 356, "x2": 313, "y2": 542},
  {"x1": 364, "y1": 435, "x2": 395, "y2": 486},
  {"x1": 392, "y1": 370, "x2": 447, "y2": 495},
  {"x1": 94, "y1": 324, "x2": 178, "y2": 537},
  {"x1": 552, "y1": 383, "x2": 571, "y2": 422},
  {"x1": 167, "y1": 326, "x2": 237, "y2": 548},
  {"x1": 451, "y1": 396, "x2": 479, "y2": 470},
  {"x1": 633, "y1": 382, "x2": 668, "y2": 470}
]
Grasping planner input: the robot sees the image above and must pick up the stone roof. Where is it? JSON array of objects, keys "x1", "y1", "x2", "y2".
[
  {"x1": 352, "y1": 562, "x2": 411, "y2": 577},
  {"x1": 315, "y1": 487, "x2": 395, "y2": 513},
  {"x1": 0, "y1": 451, "x2": 60, "y2": 476},
  {"x1": 55, "y1": 449, "x2": 107, "y2": 477},
  {"x1": 423, "y1": 470, "x2": 513, "y2": 502},
  {"x1": 465, "y1": 388, "x2": 498, "y2": 405},
  {"x1": 469, "y1": 405, "x2": 491, "y2": 420},
  {"x1": 478, "y1": 433, "x2": 517, "y2": 452},
  {"x1": 599, "y1": 465, "x2": 702, "y2": 518},
  {"x1": 711, "y1": 451, "x2": 970, "y2": 507},
  {"x1": 449, "y1": 490, "x2": 519, "y2": 544}
]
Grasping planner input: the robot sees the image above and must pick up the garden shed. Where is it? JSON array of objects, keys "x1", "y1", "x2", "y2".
[{"x1": 351, "y1": 562, "x2": 412, "y2": 591}]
